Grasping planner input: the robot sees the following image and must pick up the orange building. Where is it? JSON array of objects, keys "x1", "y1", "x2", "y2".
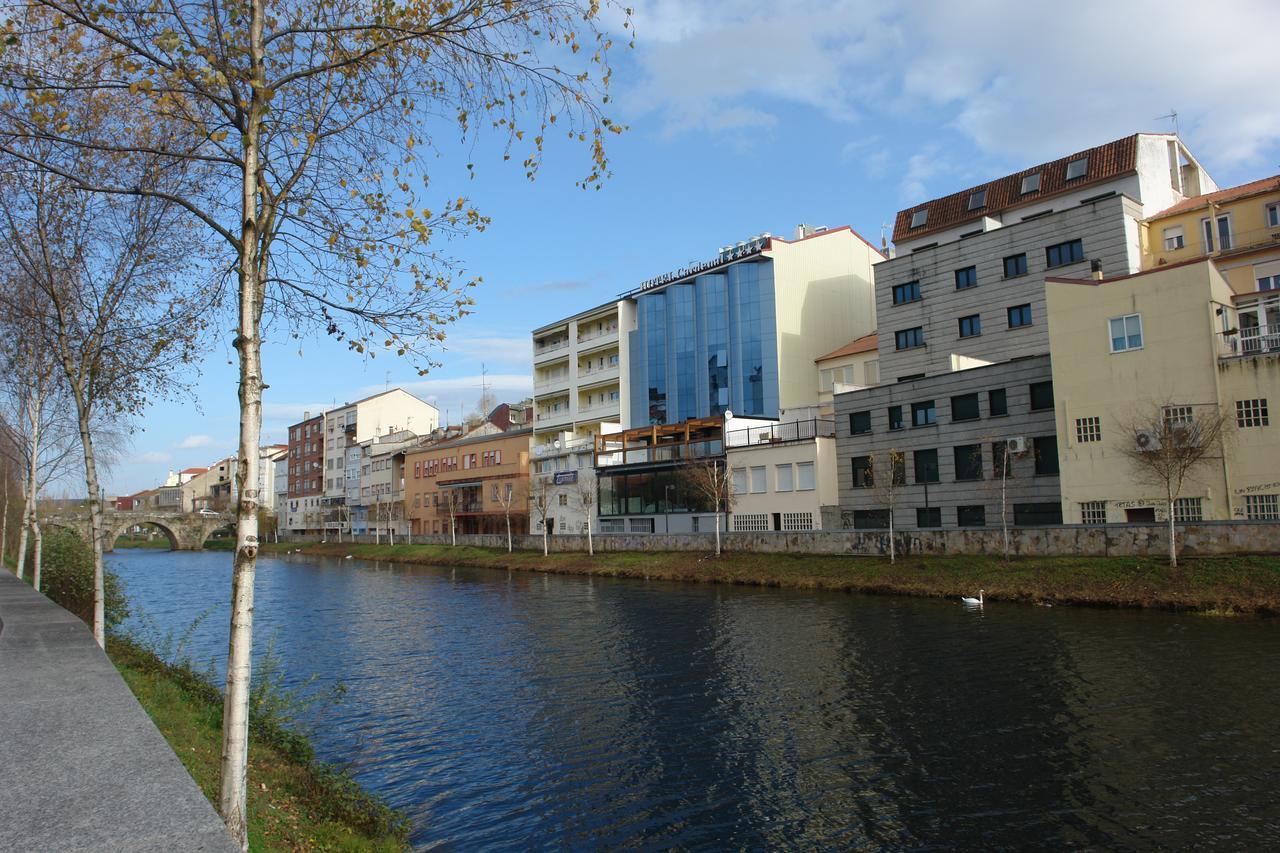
[{"x1": 404, "y1": 428, "x2": 532, "y2": 536}]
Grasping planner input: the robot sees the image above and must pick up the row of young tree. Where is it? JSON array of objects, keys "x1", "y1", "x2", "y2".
[{"x1": 0, "y1": 1, "x2": 627, "y2": 848}]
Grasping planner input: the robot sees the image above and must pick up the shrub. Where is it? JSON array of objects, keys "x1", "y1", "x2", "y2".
[{"x1": 34, "y1": 529, "x2": 130, "y2": 628}]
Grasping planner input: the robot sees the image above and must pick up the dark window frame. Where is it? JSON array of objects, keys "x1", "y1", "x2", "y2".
[
  {"x1": 954, "y1": 266, "x2": 978, "y2": 290},
  {"x1": 1003, "y1": 253, "x2": 1028, "y2": 278},
  {"x1": 895, "y1": 327, "x2": 925, "y2": 351},
  {"x1": 887, "y1": 405, "x2": 904, "y2": 431},
  {"x1": 958, "y1": 314, "x2": 982, "y2": 338},
  {"x1": 953, "y1": 444, "x2": 984, "y2": 481},
  {"x1": 911, "y1": 400, "x2": 937, "y2": 427},
  {"x1": 989, "y1": 388, "x2": 1008, "y2": 416},
  {"x1": 951, "y1": 393, "x2": 980, "y2": 421},
  {"x1": 913, "y1": 448, "x2": 940, "y2": 484},
  {"x1": 1007, "y1": 304, "x2": 1033, "y2": 328},
  {"x1": 892, "y1": 280, "x2": 922, "y2": 305},
  {"x1": 1029, "y1": 381, "x2": 1055, "y2": 412},
  {"x1": 849, "y1": 410, "x2": 872, "y2": 435},
  {"x1": 1045, "y1": 238, "x2": 1084, "y2": 268}
]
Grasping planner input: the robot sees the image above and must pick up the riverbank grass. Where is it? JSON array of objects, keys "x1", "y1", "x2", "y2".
[
  {"x1": 109, "y1": 636, "x2": 408, "y2": 851},
  {"x1": 268, "y1": 543, "x2": 1280, "y2": 615}
]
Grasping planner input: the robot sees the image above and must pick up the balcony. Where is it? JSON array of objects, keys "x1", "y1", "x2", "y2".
[
  {"x1": 533, "y1": 369, "x2": 571, "y2": 394},
  {"x1": 576, "y1": 363, "x2": 619, "y2": 387},
  {"x1": 576, "y1": 401, "x2": 621, "y2": 421},
  {"x1": 1218, "y1": 328, "x2": 1280, "y2": 359},
  {"x1": 532, "y1": 436, "x2": 594, "y2": 458},
  {"x1": 725, "y1": 418, "x2": 836, "y2": 449},
  {"x1": 535, "y1": 408, "x2": 574, "y2": 429},
  {"x1": 534, "y1": 339, "x2": 570, "y2": 366},
  {"x1": 576, "y1": 327, "x2": 619, "y2": 352}
]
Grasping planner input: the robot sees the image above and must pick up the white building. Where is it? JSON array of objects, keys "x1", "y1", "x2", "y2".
[{"x1": 531, "y1": 301, "x2": 628, "y2": 453}]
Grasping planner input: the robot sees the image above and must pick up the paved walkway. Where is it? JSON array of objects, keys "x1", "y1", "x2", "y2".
[{"x1": 0, "y1": 570, "x2": 236, "y2": 852}]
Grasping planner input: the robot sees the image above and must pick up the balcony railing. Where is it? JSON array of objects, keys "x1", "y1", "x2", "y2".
[
  {"x1": 1218, "y1": 328, "x2": 1280, "y2": 358},
  {"x1": 725, "y1": 418, "x2": 835, "y2": 448},
  {"x1": 534, "y1": 338, "x2": 569, "y2": 356},
  {"x1": 576, "y1": 325, "x2": 618, "y2": 345},
  {"x1": 596, "y1": 439, "x2": 723, "y2": 468}
]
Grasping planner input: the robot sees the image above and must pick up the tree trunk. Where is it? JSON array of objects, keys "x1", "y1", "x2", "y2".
[
  {"x1": 2, "y1": 474, "x2": 9, "y2": 567},
  {"x1": 714, "y1": 499, "x2": 721, "y2": 556},
  {"x1": 15, "y1": 490, "x2": 29, "y2": 580},
  {"x1": 1001, "y1": 448, "x2": 1010, "y2": 560},
  {"x1": 220, "y1": 10, "x2": 267, "y2": 844},
  {"x1": 31, "y1": 521, "x2": 42, "y2": 592},
  {"x1": 888, "y1": 505, "x2": 895, "y2": 563},
  {"x1": 586, "y1": 515, "x2": 593, "y2": 556},
  {"x1": 542, "y1": 525, "x2": 548, "y2": 556},
  {"x1": 1168, "y1": 497, "x2": 1178, "y2": 567},
  {"x1": 505, "y1": 510, "x2": 512, "y2": 553},
  {"x1": 450, "y1": 514, "x2": 456, "y2": 547},
  {"x1": 71, "y1": 398, "x2": 107, "y2": 648}
]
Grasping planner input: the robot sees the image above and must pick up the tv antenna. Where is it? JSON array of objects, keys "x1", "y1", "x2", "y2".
[{"x1": 1155, "y1": 109, "x2": 1179, "y2": 136}]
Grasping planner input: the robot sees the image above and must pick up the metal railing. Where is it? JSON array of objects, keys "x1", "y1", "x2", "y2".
[
  {"x1": 725, "y1": 418, "x2": 835, "y2": 448},
  {"x1": 1218, "y1": 328, "x2": 1280, "y2": 358},
  {"x1": 534, "y1": 338, "x2": 569, "y2": 356},
  {"x1": 576, "y1": 325, "x2": 618, "y2": 345}
]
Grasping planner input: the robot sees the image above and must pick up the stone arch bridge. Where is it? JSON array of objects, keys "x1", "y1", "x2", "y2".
[{"x1": 43, "y1": 510, "x2": 233, "y2": 552}]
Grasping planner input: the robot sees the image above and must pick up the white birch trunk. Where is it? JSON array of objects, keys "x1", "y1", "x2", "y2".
[
  {"x1": 220, "y1": 8, "x2": 267, "y2": 844},
  {"x1": 714, "y1": 499, "x2": 721, "y2": 556},
  {"x1": 72, "y1": 401, "x2": 108, "y2": 648},
  {"x1": 542, "y1": 524, "x2": 548, "y2": 556},
  {"x1": 888, "y1": 506, "x2": 895, "y2": 563},
  {"x1": 586, "y1": 515, "x2": 593, "y2": 556},
  {"x1": 1168, "y1": 496, "x2": 1178, "y2": 567},
  {"x1": 31, "y1": 522, "x2": 42, "y2": 592},
  {"x1": 505, "y1": 509, "x2": 512, "y2": 553},
  {"x1": 16, "y1": 490, "x2": 29, "y2": 580},
  {"x1": 1, "y1": 474, "x2": 9, "y2": 567}
]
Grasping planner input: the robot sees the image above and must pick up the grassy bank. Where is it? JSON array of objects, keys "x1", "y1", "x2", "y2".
[
  {"x1": 267, "y1": 542, "x2": 1280, "y2": 615},
  {"x1": 109, "y1": 636, "x2": 408, "y2": 851},
  {"x1": 113, "y1": 537, "x2": 173, "y2": 549}
]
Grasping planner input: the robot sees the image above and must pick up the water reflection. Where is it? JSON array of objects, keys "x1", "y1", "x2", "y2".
[{"x1": 109, "y1": 550, "x2": 1280, "y2": 849}]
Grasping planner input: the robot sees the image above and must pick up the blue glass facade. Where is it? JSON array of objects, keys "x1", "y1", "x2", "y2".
[{"x1": 628, "y1": 260, "x2": 779, "y2": 425}]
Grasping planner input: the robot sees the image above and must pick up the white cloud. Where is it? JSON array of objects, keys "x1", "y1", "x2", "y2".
[
  {"x1": 134, "y1": 450, "x2": 171, "y2": 464},
  {"x1": 624, "y1": 0, "x2": 1280, "y2": 186},
  {"x1": 175, "y1": 434, "x2": 216, "y2": 450}
]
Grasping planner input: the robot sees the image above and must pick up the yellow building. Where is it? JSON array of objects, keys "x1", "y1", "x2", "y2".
[{"x1": 1045, "y1": 258, "x2": 1280, "y2": 524}]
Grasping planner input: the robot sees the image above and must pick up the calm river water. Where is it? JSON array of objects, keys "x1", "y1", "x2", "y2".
[{"x1": 107, "y1": 549, "x2": 1280, "y2": 849}]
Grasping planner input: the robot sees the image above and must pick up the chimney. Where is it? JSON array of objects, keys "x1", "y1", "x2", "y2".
[
  {"x1": 1090, "y1": 259, "x2": 1104, "y2": 281},
  {"x1": 303, "y1": 410, "x2": 310, "y2": 420}
]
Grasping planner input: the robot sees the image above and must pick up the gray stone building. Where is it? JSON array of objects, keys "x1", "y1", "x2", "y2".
[
  {"x1": 834, "y1": 355, "x2": 1061, "y2": 528},
  {"x1": 833, "y1": 133, "x2": 1217, "y2": 530}
]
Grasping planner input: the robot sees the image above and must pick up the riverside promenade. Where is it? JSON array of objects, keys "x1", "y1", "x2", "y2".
[{"x1": 0, "y1": 570, "x2": 236, "y2": 852}]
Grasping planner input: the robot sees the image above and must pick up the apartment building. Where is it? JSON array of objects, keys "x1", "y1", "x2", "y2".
[
  {"x1": 835, "y1": 133, "x2": 1216, "y2": 530},
  {"x1": 726, "y1": 415, "x2": 840, "y2": 532},
  {"x1": 349, "y1": 431, "x2": 418, "y2": 539},
  {"x1": 1046, "y1": 174, "x2": 1280, "y2": 524},
  {"x1": 816, "y1": 332, "x2": 880, "y2": 418},
  {"x1": 285, "y1": 413, "x2": 324, "y2": 533},
  {"x1": 532, "y1": 302, "x2": 627, "y2": 453},
  {"x1": 529, "y1": 434, "x2": 598, "y2": 535},
  {"x1": 405, "y1": 428, "x2": 532, "y2": 537}
]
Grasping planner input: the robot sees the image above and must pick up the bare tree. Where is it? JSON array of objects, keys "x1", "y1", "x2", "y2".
[
  {"x1": 1121, "y1": 402, "x2": 1227, "y2": 567},
  {"x1": 529, "y1": 477, "x2": 553, "y2": 556},
  {"x1": 444, "y1": 490, "x2": 460, "y2": 548},
  {"x1": 2, "y1": 3, "x2": 624, "y2": 842},
  {"x1": 576, "y1": 478, "x2": 596, "y2": 556},
  {"x1": 495, "y1": 479, "x2": 523, "y2": 553},
  {"x1": 678, "y1": 458, "x2": 734, "y2": 556},
  {"x1": 868, "y1": 449, "x2": 905, "y2": 562}
]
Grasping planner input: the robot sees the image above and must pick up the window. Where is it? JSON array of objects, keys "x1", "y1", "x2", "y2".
[
  {"x1": 853, "y1": 509, "x2": 891, "y2": 530},
  {"x1": 1020, "y1": 173, "x2": 1041, "y2": 194},
  {"x1": 893, "y1": 281, "x2": 922, "y2": 304},
  {"x1": 1003, "y1": 253, "x2": 1028, "y2": 278},
  {"x1": 1163, "y1": 405, "x2": 1194, "y2": 427},
  {"x1": 887, "y1": 405, "x2": 904, "y2": 431},
  {"x1": 914, "y1": 448, "x2": 939, "y2": 483},
  {"x1": 954, "y1": 444, "x2": 983, "y2": 481},
  {"x1": 955, "y1": 266, "x2": 977, "y2": 290},
  {"x1": 781, "y1": 512, "x2": 814, "y2": 532},
  {"x1": 1173, "y1": 497, "x2": 1203, "y2": 522},
  {"x1": 968, "y1": 188, "x2": 987, "y2": 210},
  {"x1": 989, "y1": 388, "x2": 1007, "y2": 417},
  {"x1": 1245, "y1": 494, "x2": 1279, "y2": 520},
  {"x1": 1109, "y1": 313, "x2": 1143, "y2": 352},
  {"x1": 1236, "y1": 399, "x2": 1269, "y2": 427},
  {"x1": 734, "y1": 514, "x2": 770, "y2": 532},
  {"x1": 957, "y1": 505, "x2": 986, "y2": 527},
  {"x1": 910, "y1": 209, "x2": 928, "y2": 228},
  {"x1": 1008, "y1": 304, "x2": 1033, "y2": 328},
  {"x1": 558, "y1": 493, "x2": 568, "y2": 506},
  {"x1": 1029, "y1": 381, "x2": 1054, "y2": 411},
  {"x1": 1163, "y1": 226, "x2": 1185, "y2": 251},
  {"x1": 1046, "y1": 238, "x2": 1084, "y2": 268},
  {"x1": 1075, "y1": 416, "x2": 1102, "y2": 443},
  {"x1": 1081, "y1": 501, "x2": 1107, "y2": 525},
  {"x1": 1268, "y1": 202, "x2": 1280, "y2": 228},
  {"x1": 776, "y1": 464, "x2": 794, "y2": 492},
  {"x1": 1065, "y1": 156, "x2": 1088, "y2": 180},
  {"x1": 912, "y1": 400, "x2": 936, "y2": 426},
  {"x1": 796, "y1": 462, "x2": 815, "y2": 491},
  {"x1": 851, "y1": 456, "x2": 874, "y2": 488},
  {"x1": 1202, "y1": 214, "x2": 1232, "y2": 252},
  {"x1": 1034, "y1": 436, "x2": 1059, "y2": 475},
  {"x1": 951, "y1": 393, "x2": 980, "y2": 421},
  {"x1": 749, "y1": 466, "x2": 767, "y2": 493},
  {"x1": 850, "y1": 410, "x2": 872, "y2": 435},
  {"x1": 895, "y1": 327, "x2": 925, "y2": 350},
  {"x1": 732, "y1": 468, "x2": 747, "y2": 495},
  {"x1": 991, "y1": 441, "x2": 1014, "y2": 479},
  {"x1": 1013, "y1": 503, "x2": 1064, "y2": 525},
  {"x1": 958, "y1": 314, "x2": 982, "y2": 338},
  {"x1": 916, "y1": 507, "x2": 942, "y2": 528}
]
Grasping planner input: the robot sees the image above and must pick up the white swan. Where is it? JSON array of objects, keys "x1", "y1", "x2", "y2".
[
  {"x1": 344, "y1": 554, "x2": 354, "y2": 560},
  {"x1": 961, "y1": 589, "x2": 984, "y2": 607}
]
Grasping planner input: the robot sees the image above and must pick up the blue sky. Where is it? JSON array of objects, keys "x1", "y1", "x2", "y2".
[{"x1": 107, "y1": 0, "x2": 1280, "y2": 494}]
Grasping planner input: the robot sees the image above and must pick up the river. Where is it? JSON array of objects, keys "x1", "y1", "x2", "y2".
[{"x1": 107, "y1": 549, "x2": 1280, "y2": 849}]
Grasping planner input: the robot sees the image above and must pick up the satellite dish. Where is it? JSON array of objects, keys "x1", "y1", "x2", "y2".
[
  {"x1": 553, "y1": 439, "x2": 561, "y2": 449},
  {"x1": 724, "y1": 409, "x2": 734, "y2": 421}
]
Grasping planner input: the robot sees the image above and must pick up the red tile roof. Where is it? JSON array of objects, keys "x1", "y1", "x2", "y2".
[
  {"x1": 1150, "y1": 174, "x2": 1280, "y2": 219},
  {"x1": 179, "y1": 467, "x2": 208, "y2": 474},
  {"x1": 893, "y1": 134, "x2": 1145, "y2": 245},
  {"x1": 816, "y1": 332, "x2": 878, "y2": 362}
]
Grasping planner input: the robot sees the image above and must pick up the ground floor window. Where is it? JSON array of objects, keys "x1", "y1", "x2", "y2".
[
  {"x1": 599, "y1": 518, "x2": 625, "y2": 533},
  {"x1": 853, "y1": 509, "x2": 890, "y2": 529},
  {"x1": 628, "y1": 518, "x2": 655, "y2": 533},
  {"x1": 1245, "y1": 494, "x2": 1279, "y2": 520},
  {"x1": 916, "y1": 507, "x2": 942, "y2": 528},
  {"x1": 734, "y1": 513, "x2": 769, "y2": 532},
  {"x1": 1080, "y1": 501, "x2": 1107, "y2": 525},
  {"x1": 1012, "y1": 502, "x2": 1063, "y2": 526},
  {"x1": 1125, "y1": 507, "x2": 1156, "y2": 523},
  {"x1": 1173, "y1": 497, "x2": 1203, "y2": 522},
  {"x1": 956, "y1": 505, "x2": 986, "y2": 527},
  {"x1": 781, "y1": 512, "x2": 814, "y2": 531}
]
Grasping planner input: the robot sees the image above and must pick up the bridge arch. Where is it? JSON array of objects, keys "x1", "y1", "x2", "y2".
[
  {"x1": 110, "y1": 518, "x2": 181, "y2": 551},
  {"x1": 38, "y1": 511, "x2": 229, "y2": 552}
]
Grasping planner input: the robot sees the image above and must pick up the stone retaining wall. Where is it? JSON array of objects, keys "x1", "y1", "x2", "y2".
[{"x1": 284, "y1": 521, "x2": 1280, "y2": 557}]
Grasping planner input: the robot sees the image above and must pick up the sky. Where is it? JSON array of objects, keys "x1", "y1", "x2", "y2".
[{"x1": 104, "y1": 0, "x2": 1280, "y2": 495}]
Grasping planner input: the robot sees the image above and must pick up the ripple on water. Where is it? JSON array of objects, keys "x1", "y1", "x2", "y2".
[{"x1": 108, "y1": 550, "x2": 1280, "y2": 849}]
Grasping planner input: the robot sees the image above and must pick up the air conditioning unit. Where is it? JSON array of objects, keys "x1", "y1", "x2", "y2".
[
  {"x1": 1005, "y1": 436, "x2": 1028, "y2": 454},
  {"x1": 1135, "y1": 429, "x2": 1162, "y2": 452}
]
